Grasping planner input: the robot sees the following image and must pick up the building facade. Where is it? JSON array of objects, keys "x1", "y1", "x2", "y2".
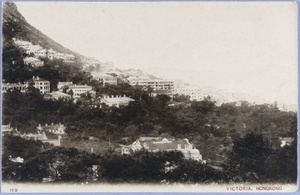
[
  {"x1": 2, "y1": 82, "x2": 27, "y2": 93},
  {"x1": 101, "y1": 95, "x2": 135, "y2": 108},
  {"x1": 174, "y1": 86, "x2": 203, "y2": 101},
  {"x1": 129, "y1": 79, "x2": 174, "y2": 91},
  {"x1": 37, "y1": 123, "x2": 66, "y2": 135},
  {"x1": 24, "y1": 76, "x2": 50, "y2": 94},
  {"x1": 121, "y1": 137, "x2": 205, "y2": 163},
  {"x1": 68, "y1": 84, "x2": 93, "y2": 98}
]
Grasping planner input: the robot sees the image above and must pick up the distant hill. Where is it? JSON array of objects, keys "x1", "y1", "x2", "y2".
[{"x1": 2, "y1": 2, "x2": 83, "y2": 58}]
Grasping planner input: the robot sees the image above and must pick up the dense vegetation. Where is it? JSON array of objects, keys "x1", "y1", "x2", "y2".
[
  {"x1": 2, "y1": 83, "x2": 297, "y2": 175},
  {"x1": 2, "y1": 127, "x2": 297, "y2": 183}
]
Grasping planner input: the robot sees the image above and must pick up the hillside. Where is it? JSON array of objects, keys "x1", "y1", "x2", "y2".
[{"x1": 2, "y1": 2, "x2": 83, "y2": 58}]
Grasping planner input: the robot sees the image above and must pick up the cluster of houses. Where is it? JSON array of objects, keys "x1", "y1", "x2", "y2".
[
  {"x1": 4, "y1": 74, "x2": 292, "y2": 112},
  {"x1": 13, "y1": 38, "x2": 75, "y2": 65},
  {"x1": 82, "y1": 58, "x2": 114, "y2": 72},
  {"x1": 10, "y1": 37, "x2": 267, "y2": 106},
  {"x1": 2, "y1": 76, "x2": 135, "y2": 108},
  {"x1": 2, "y1": 123, "x2": 65, "y2": 146},
  {"x1": 2, "y1": 76, "x2": 50, "y2": 94}
]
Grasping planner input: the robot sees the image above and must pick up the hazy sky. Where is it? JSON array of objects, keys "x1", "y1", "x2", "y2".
[{"x1": 14, "y1": 2, "x2": 298, "y2": 105}]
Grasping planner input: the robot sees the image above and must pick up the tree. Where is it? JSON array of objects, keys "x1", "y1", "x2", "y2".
[
  {"x1": 265, "y1": 116, "x2": 298, "y2": 183},
  {"x1": 167, "y1": 159, "x2": 222, "y2": 183},
  {"x1": 173, "y1": 94, "x2": 190, "y2": 102},
  {"x1": 191, "y1": 99, "x2": 215, "y2": 115},
  {"x1": 223, "y1": 133, "x2": 272, "y2": 182}
]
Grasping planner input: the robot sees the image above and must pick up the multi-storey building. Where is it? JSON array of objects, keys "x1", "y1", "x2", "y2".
[
  {"x1": 173, "y1": 86, "x2": 203, "y2": 101},
  {"x1": 68, "y1": 84, "x2": 93, "y2": 98},
  {"x1": 130, "y1": 79, "x2": 174, "y2": 91},
  {"x1": 24, "y1": 76, "x2": 50, "y2": 94}
]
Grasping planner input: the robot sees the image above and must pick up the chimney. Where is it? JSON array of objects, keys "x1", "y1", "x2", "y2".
[
  {"x1": 37, "y1": 76, "x2": 39, "y2": 80},
  {"x1": 177, "y1": 144, "x2": 181, "y2": 150},
  {"x1": 33, "y1": 76, "x2": 35, "y2": 79},
  {"x1": 51, "y1": 122, "x2": 54, "y2": 125},
  {"x1": 58, "y1": 135, "x2": 62, "y2": 146},
  {"x1": 45, "y1": 123, "x2": 48, "y2": 126}
]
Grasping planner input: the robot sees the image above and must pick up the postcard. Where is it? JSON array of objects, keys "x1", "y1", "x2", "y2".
[{"x1": 1, "y1": 1, "x2": 298, "y2": 193}]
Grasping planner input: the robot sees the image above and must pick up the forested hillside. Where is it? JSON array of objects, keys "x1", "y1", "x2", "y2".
[{"x1": 2, "y1": 85, "x2": 297, "y2": 168}]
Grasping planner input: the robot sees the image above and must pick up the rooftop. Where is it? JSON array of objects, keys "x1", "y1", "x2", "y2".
[
  {"x1": 69, "y1": 85, "x2": 92, "y2": 89},
  {"x1": 25, "y1": 76, "x2": 49, "y2": 82},
  {"x1": 101, "y1": 96, "x2": 134, "y2": 104},
  {"x1": 139, "y1": 138, "x2": 192, "y2": 151}
]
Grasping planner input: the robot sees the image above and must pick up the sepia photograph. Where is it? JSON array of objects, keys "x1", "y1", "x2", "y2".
[{"x1": 1, "y1": 1, "x2": 298, "y2": 193}]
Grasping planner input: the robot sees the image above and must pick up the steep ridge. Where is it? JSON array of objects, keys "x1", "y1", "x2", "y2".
[{"x1": 2, "y1": 2, "x2": 83, "y2": 58}]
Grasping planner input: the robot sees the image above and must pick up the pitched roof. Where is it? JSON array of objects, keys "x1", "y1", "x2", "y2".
[
  {"x1": 58, "y1": 82, "x2": 73, "y2": 85},
  {"x1": 25, "y1": 76, "x2": 49, "y2": 82},
  {"x1": 280, "y1": 137, "x2": 294, "y2": 142},
  {"x1": 140, "y1": 138, "x2": 190, "y2": 151},
  {"x1": 47, "y1": 91, "x2": 71, "y2": 98},
  {"x1": 138, "y1": 137, "x2": 163, "y2": 141},
  {"x1": 24, "y1": 132, "x2": 48, "y2": 140},
  {"x1": 69, "y1": 85, "x2": 92, "y2": 89},
  {"x1": 43, "y1": 124, "x2": 65, "y2": 131},
  {"x1": 101, "y1": 96, "x2": 134, "y2": 104}
]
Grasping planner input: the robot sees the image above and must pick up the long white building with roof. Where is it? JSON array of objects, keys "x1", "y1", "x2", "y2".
[
  {"x1": 129, "y1": 79, "x2": 174, "y2": 91},
  {"x1": 121, "y1": 137, "x2": 205, "y2": 163},
  {"x1": 101, "y1": 95, "x2": 134, "y2": 108}
]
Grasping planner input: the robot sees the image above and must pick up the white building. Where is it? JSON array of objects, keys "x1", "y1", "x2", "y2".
[
  {"x1": 101, "y1": 95, "x2": 134, "y2": 108},
  {"x1": 174, "y1": 86, "x2": 203, "y2": 101},
  {"x1": 37, "y1": 123, "x2": 66, "y2": 135},
  {"x1": 24, "y1": 76, "x2": 50, "y2": 94},
  {"x1": 121, "y1": 137, "x2": 205, "y2": 163},
  {"x1": 68, "y1": 84, "x2": 93, "y2": 98},
  {"x1": 129, "y1": 79, "x2": 174, "y2": 91}
]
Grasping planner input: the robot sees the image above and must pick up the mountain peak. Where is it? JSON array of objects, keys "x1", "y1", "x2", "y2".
[
  {"x1": 2, "y1": 2, "x2": 83, "y2": 58},
  {"x1": 3, "y1": 2, "x2": 18, "y2": 11}
]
